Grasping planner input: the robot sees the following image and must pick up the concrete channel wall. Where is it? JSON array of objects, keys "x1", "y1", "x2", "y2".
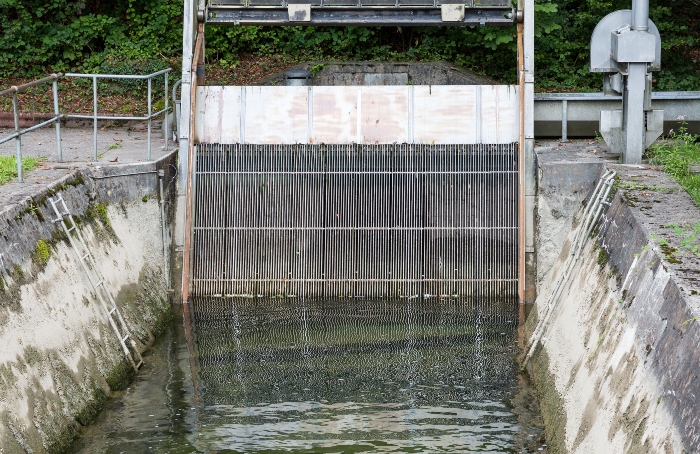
[
  {"x1": 528, "y1": 156, "x2": 700, "y2": 453},
  {"x1": 0, "y1": 153, "x2": 177, "y2": 453}
]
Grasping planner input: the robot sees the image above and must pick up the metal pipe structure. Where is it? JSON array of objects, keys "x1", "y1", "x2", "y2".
[
  {"x1": 159, "y1": 169, "x2": 171, "y2": 288},
  {"x1": 12, "y1": 92, "x2": 22, "y2": 182},
  {"x1": 632, "y1": 0, "x2": 649, "y2": 31},
  {"x1": 0, "y1": 73, "x2": 62, "y2": 97},
  {"x1": 148, "y1": 77, "x2": 153, "y2": 160},
  {"x1": 64, "y1": 69, "x2": 173, "y2": 161},
  {"x1": 52, "y1": 79, "x2": 62, "y2": 162},
  {"x1": 93, "y1": 76, "x2": 98, "y2": 162},
  {"x1": 164, "y1": 74, "x2": 170, "y2": 152}
]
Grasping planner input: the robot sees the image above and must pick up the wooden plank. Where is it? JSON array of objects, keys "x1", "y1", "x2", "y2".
[
  {"x1": 219, "y1": 86, "x2": 242, "y2": 143},
  {"x1": 413, "y1": 86, "x2": 478, "y2": 144},
  {"x1": 480, "y1": 85, "x2": 519, "y2": 144},
  {"x1": 195, "y1": 85, "x2": 519, "y2": 145},
  {"x1": 311, "y1": 86, "x2": 358, "y2": 144},
  {"x1": 244, "y1": 86, "x2": 308, "y2": 144},
  {"x1": 360, "y1": 86, "x2": 409, "y2": 144},
  {"x1": 202, "y1": 86, "x2": 222, "y2": 143},
  {"x1": 194, "y1": 86, "x2": 208, "y2": 143}
]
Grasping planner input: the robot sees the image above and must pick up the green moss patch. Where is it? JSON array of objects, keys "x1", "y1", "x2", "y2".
[{"x1": 32, "y1": 239, "x2": 52, "y2": 269}]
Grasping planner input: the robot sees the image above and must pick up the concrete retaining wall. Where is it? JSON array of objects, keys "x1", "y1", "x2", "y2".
[
  {"x1": 528, "y1": 163, "x2": 700, "y2": 453},
  {"x1": 0, "y1": 153, "x2": 177, "y2": 453}
]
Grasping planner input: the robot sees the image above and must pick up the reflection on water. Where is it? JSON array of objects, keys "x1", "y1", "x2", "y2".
[{"x1": 74, "y1": 298, "x2": 539, "y2": 453}]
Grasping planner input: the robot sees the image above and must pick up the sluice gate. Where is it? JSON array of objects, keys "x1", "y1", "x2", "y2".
[
  {"x1": 186, "y1": 84, "x2": 522, "y2": 299},
  {"x1": 191, "y1": 143, "x2": 519, "y2": 298}
]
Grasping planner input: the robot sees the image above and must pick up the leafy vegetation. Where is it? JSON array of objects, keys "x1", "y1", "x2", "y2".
[
  {"x1": 649, "y1": 118, "x2": 700, "y2": 205},
  {"x1": 0, "y1": 156, "x2": 43, "y2": 185},
  {"x1": 0, "y1": 0, "x2": 698, "y2": 90}
]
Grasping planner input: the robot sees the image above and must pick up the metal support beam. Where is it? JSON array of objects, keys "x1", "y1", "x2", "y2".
[
  {"x1": 206, "y1": 6, "x2": 514, "y2": 26},
  {"x1": 521, "y1": 0, "x2": 536, "y2": 304},
  {"x1": 175, "y1": 0, "x2": 200, "y2": 304},
  {"x1": 623, "y1": 63, "x2": 647, "y2": 164}
]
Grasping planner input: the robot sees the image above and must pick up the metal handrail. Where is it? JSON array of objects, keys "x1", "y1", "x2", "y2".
[
  {"x1": 0, "y1": 73, "x2": 63, "y2": 182},
  {"x1": 0, "y1": 69, "x2": 173, "y2": 183},
  {"x1": 64, "y1": 69, "x2": 172, "y2": 160}
]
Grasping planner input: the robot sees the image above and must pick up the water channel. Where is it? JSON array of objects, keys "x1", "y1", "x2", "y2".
[{"x1": 71, "y1": 298, "x2": 546, "y2": 453}]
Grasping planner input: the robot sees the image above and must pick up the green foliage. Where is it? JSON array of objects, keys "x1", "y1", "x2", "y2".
[
  {"x1": 0, "y1": 0, "x2": 698, "y2": 90},
  {"x1": 0, "y1": 156, "x2": 43, "y2": 185},
  {"x1": 649, "y1": 118, "x2": 700, "y2": 204},
  {"x1": 0, "y1": 0, "x2": 181, "y2": 77}
]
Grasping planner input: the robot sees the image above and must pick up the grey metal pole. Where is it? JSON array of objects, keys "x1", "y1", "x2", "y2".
[
  {"x1": 164, "y1": 73, "x2": 169, "y2": 152},
  {"x1": 631, "y1": 0, "x2": 649, "y2": 31},
  {"x1": 52, "y1": 79, "x2": 62, "y2": 162},
  {"x1": 623, "y1": 63, "x2": 647, "y2": 163},
  {"x1": 561, "y1": 99, "x2": 568, "y2": 142},
  {"x1": 93, "y1": 76, "x2": 98, "y2": 162},
  {"x1": 12, "y1": 92, "x2": 23, "y2": 182},
  {"x1": 148, "y1": 77, "x2": 152, "y2": 160}
]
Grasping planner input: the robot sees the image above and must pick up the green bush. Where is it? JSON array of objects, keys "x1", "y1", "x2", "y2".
[{"x1": 0, "y1": 0, "x2": 697, "y2": 90}]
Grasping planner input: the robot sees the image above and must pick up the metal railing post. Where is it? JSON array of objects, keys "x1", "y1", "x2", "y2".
[
  {"x1": 12, "y1": 92, "x2": 22, "y2": 182},
  {"x1": 52, "y1": 79, "x2": 62, "y2": 162},
  {"x1": 164, "y1": 73, "x2": 169, "y2": 152},
  {"x1": 561, "y1": 99, "x2": 568, "y2": 142},
  {"x1": 147, "y1": 77, "x2": 152, "y2": 160},
  {"x1": 93, "y1": 76, "x2": 98, "y2": 161}
]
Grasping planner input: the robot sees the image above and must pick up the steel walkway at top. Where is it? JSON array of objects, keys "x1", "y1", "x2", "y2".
[{"x1": 205, "y1": 0, "x2": 515, "y2": 26}]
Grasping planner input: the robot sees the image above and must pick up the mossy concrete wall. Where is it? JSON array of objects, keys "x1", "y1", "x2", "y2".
[
  {"x1": 528, "y1": 163, "x2": 700, "y2": 453},
  {"x1": 0, "y1": 153, "x2": 177, "y2": 453}
]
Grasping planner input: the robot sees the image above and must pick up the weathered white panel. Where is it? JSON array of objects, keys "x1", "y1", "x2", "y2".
[
  {"x1": 195, "y1": 85, "x2": 520, "y2": 145},
  {"x1": 311, "y1": 86, "x2": 357, "y2": 144},
  {"x1": 244, "y1": 86, "x2": 309, "y2": 144},
  {"x1": 413, "y1": 86, "x2": 478, "y2": 144},
  {"x1": 480, "y1": 85, "x2": 520, "y2": 144},
  {"x1": 360, "y1": 86, "x2": 408, "y2": 144},
  {"x1": 195, "y1": 86, "x2": 242, "y2": 143},
  {"x1": 194, "y1": 86, "x2": 207, "y2": 143},
  {"x1": 219, "y1": 86, "x2": 242, "y2": 143}
]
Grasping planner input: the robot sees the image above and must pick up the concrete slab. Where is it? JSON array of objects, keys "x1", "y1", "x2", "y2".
[
  {"x1": 0, "y1": 125, "x2": 173, "y2": 206},
  {"x1": 258, "y1": 61, "x2": 498, "y2": 86}
]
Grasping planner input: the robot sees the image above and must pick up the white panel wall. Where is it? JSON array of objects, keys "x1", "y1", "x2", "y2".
[{"x1": 195, "y1": 85, "x2": 519, "y2": 144}]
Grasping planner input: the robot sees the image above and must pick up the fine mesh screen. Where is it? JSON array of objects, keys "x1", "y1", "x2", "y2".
[{"x1": 191, "y1": 143, "x2": 519, "y2": 299}]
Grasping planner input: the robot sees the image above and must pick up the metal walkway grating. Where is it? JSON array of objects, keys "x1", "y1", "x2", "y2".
[{"x1": 191, "y1": 143, "x2": 519, "y2": 299}]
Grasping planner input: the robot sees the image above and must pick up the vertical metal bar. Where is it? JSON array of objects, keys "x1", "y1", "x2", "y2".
[
  {"x1": 182, "y1": 22, "x2": 205, "y2": 303},
  {"x1": 52, "y1": 79, "x2": 62, "y2": 162},
  {"x1": 632, "y1": 0, "x2": 649, "y2": 31},
  {"x1": 164, "y1": 73, "x2": 170, "y2": 152},
  {"x1": 561, "y1": 99, "x2": 568, "y2": 142},
  {"x1": 93, "y1": 76, "x2": 98, "y2": 162},
  {"x1": 517, "y1": 7, "x2": 526, "y2": 304},
  {"x1": 148, "y1": 77, "x2": 153, "y2": 160},
  {"x1": 12, "y1": 92, "x2": 22, "y2": 183}
]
